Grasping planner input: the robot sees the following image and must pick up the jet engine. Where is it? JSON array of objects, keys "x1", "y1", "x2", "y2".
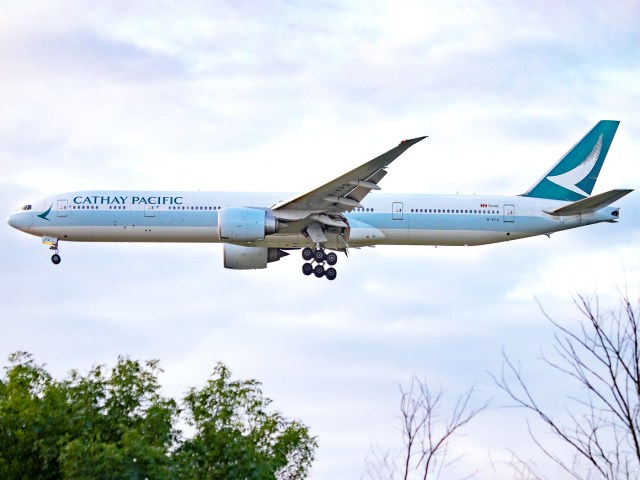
[
  {"x1": 223, "y1": 244, "x2": 289, "y2": 269},
  {"x1": 217, "y1": 207, "x2": 280, "y2": 242}
]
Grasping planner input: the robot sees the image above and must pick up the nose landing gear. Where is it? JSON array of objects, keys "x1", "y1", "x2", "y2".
[
  {"x1": 51, "y1": 251, "x2": 61, "y2": 265},
  {"x1": 42, "y1": 236, "x2": 61, "y2": 265},
  {"x1": 301, "y1": 246, "x2": 338, "y2": 280}
]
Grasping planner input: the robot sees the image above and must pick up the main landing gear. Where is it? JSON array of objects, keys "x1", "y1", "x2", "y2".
[{"x1": 301, "y1": 246, "x2": 338, "y2": 281}]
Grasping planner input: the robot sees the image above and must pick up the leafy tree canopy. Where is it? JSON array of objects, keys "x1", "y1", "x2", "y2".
[{"x1": 0, "y1": 352, "x2": 316, "y2": 480}]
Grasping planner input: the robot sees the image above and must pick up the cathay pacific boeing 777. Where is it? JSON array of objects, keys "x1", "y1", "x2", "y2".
[{"x1": 7, "y1": 120, "x2": 632, "y2": 280}]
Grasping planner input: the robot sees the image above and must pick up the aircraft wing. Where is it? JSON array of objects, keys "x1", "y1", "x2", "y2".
[
  {"x1": 544, "y1": 188, "x2": 633, "y2": 216},
  {"x1": 272, "y1": 136, "x2": 427, "y2": 216}
]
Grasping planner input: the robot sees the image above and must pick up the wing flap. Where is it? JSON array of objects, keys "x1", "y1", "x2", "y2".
[
  {"x1": 306, "y1": 223, "x2": 328, "y2": 243},
  {"x1": 347, "y1": 170, "x2": 388, "y2": 202},
  {"x1": 544, "y1": 188, "x2": 633, "y2": 216}
]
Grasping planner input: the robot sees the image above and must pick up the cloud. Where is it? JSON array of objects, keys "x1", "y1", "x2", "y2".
[{"x1": 2, "y1": 1, "x2": 640, "y2": 478}]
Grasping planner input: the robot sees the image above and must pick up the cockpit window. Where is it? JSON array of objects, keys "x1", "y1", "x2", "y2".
[{"x1": 21, "y1": 205, "x2": 32, "y2": 211}]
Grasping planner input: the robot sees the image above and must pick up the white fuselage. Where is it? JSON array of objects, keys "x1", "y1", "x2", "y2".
[{"x1": 7, "y1": 190, "x2": 620, "y2": 249}]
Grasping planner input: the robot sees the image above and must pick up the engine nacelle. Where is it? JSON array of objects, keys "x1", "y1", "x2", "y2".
[
  {"x1": 223, "y1": 244, "x2": 289, "y2": 270},
  {"x1": 218, "y1": 207, "x2": 279, "y2": 242}
]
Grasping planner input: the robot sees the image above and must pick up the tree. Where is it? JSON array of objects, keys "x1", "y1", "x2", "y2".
[
  {"x1": 496, "y1": 292, "x2": 640, "y2": 479},
  {"x1": 363, "y1": 376, "x2": 487, "y2": 480},
  {"x1": 175, "y1": 362, "x2": 317, "y2": 479},
  {"x1": 0, "y1": 353, "x2": 316, "y2": 480},
  {"x1": 0, "y1": 352, "x2": 178, "y2": 480},
  {"x1": 57, "y1": 357, "x2": 178, "y2": 479},
  {"x1": 0, "y1": 351, "x2": 61, "y2": 479}
]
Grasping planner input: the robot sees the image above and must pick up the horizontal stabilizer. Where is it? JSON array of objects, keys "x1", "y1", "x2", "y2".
[{"x1": 543, "y1": 188, "x2": 633, "y2": 216}]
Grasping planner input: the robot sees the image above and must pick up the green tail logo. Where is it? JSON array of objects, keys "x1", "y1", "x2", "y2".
[
  {"x1": 522, "y1": 120, "x2": 619, "y2": 201},
  {"x1": 37, "y1": 204, "x2": 52, "y2": 221}
]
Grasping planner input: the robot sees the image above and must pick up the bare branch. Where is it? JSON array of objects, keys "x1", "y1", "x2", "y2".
[
  {"x1": 366, "y1": 376, "x2": 487, "y2": 479},
  {"x1": 496, "y1": 291, "x2": 640, "y2": 479}
]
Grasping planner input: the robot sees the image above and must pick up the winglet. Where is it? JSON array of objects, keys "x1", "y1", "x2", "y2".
[{"x1": 400, "y1": 136, "x2": 428, "y2": 146}]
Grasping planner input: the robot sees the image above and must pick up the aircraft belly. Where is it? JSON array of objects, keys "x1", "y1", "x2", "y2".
[
  {"x1": 378, "y1": 228, "x2": 516, "y2": 246},
  {"x1": 253, "y1": 233, "x2": 348, "y2": 249},
  {"x1": 347, "y1": 224, "x2": 386, "y2": 247},
  {"x1": 29, "y1": 226, "x2": 218, "y2": 243},
  {"x1": 251, "y1": 234, "x2": 309, "y2": 249}
]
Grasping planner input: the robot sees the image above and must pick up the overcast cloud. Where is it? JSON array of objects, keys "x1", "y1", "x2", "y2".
[{"x1": 2, "y1": 1, "x2": 640, "y2": 478}]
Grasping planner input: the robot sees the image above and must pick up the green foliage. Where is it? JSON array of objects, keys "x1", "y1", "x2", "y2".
[
  {"x1": 175, "y1": 363, "x2": 317, "y2": 479},
  {"x1": 0, "y1": 353, "x2": 316, "y2": 480},
  {"x1": 56, "y1": 357, "x2": 178, "y2": 480}
]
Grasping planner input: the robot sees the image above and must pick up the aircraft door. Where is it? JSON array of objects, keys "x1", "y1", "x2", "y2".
[
  {"x1": 57, "y1": 199, "x2": 68, "y2": 217},
  {"x1": 392, "y1": 202, "x2": 403, "y2": 220},
  {"x1": 144, "y1": 205, "x2": 156, "y2": 217},
  {"x1": 503, "y1": 204, "x2": 515, "y2": 223}
]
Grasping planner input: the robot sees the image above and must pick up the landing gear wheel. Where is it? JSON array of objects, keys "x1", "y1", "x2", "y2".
[
  {"x1": 51, "y1": 254, "x2": 61, "y2": 265},
  {"x1": 325, "y1": 267, "x2": 337, "y2": 281},
  {"x1": 313, "y1": 264, "x2": 325, "y2": 278},
  {"x1": 313, "y1": 249, "x2": 326, "y2": 263},
  {"x1": 302, "y1": 247, "x2": 314, "y2": 261},
  {"x1": 302, "y1": 263, "x2": 313, "y2": 276},
  {"x1": 326, "y1": 252, "x2": 338, "y2": 266}
]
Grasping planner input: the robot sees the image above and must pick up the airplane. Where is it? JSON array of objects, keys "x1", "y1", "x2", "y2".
[{"x1": 7, "y1": 120, "x2": 632, "y2": 280}]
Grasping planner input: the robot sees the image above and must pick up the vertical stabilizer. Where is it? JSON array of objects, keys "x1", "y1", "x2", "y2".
[{"x1": 522, "y1": 120, "x2": 619, "y2": 201}]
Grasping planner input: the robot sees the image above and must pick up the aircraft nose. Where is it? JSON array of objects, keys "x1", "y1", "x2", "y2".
[{"x1": 7, "y1": 212, "x2": 25, "y2": 231}]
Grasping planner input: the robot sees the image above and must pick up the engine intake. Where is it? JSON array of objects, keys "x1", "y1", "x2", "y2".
[{"x1": 218, "y1": 207, "x2": 280, "y2": 242}]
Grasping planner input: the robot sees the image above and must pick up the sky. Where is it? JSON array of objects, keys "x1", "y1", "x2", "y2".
[{"x1": 1, "y1": 0, "x2": 640, "y2": 478}]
